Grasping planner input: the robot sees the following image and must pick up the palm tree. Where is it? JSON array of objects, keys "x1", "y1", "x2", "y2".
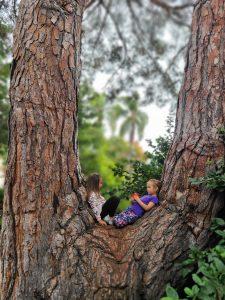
[{"x1": 108, "y1": 92, "x2": 148, "y2": 144}]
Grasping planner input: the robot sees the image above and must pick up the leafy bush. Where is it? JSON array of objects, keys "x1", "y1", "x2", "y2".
[
  {"x1": 111, "y1": 115, "x2": 174, "y2": 199},
  {"x1": 78, "y1": 82, "x2": 146, "y2": 197},
  {"x1": 162, "y1": 127, "x2": 225, "y2": 300},
  {"x1": 161, "y1": 217, "x2": 225, "y2": 300},
  {"x1": 190, "y1": 159, "x2": 225, "y2": 192}
]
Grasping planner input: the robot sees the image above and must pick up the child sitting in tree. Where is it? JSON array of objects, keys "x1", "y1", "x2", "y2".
[
  {"x1": 86, "y1": 173, "x2": 120, "y2": 226},
  {"x1": 113, "y1": 179, "x2": 160, "y2": 228}
]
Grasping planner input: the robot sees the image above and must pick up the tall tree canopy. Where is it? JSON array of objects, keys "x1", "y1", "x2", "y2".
[
  {"x1": 0, "y1": 0, "x2": 193, "y2": 106},
  {"x1": 82, "y1": 0, "x2": 193, "y2": 105}
]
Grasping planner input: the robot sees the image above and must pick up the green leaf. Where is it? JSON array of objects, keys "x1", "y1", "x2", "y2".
[
  {"x1": 204, "y1": 281, "x2": 215, "y2": 294},
  {"x1": 192, "y1": 274, "x2": 204, "y2": 286},
  {"x1": 166, "y1": 284, "x2": 179, "y2": 299},
  {"x1": 181, "y1": 258, "x2": 195, "y2": 266},
  {"x1": 181, "y1": 267, "x2": 193, "y2": 278},
  {"x1": 215, "y1": 230, "x2": 225, "y2": 238},
  {"x1": 161, "y1": 297, "x2": 177, "y2": 300},
  {"x1": 213, "y1": 257, "x2": 225, "y2": 273},
  {"x1": 213, "y1": 218, "x2": 225, "y2": 226},
  {"x1": 184, "y1": 287, "x2": 193, "y2": 297},
  {"x1": 199, "y1": 266, "x2": 213, "y2": 278},
  {"x1": 192, "y1": 284, "x2": 200, "y2": 295}
]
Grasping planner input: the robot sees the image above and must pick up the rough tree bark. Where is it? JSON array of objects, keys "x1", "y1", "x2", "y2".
[
  {"x1": 0, "y1": 0, "x2": 225, "y2": 300},
  {"x1": 0, "y1": 0, "x2": 89, "y2": 299}
]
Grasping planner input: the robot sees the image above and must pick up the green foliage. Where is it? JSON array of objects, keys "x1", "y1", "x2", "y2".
[
  {"x1": 78, "y1": 82, "x2": 145, "y2": 197},
  {"x1": 116, "y1": 198, "x2": 130, "y2": 213},
  {"x1": 112, "y1": 115, "x2": 174, "y2": 199},
  {"x1": 162, "y1": 126, "x2": 225, "y2": 299},
  {"x1": 161, "y1": 217, "x2": 225, "y2": 300},
  {"x1": 0, "y1": 20, "x2": 12, "y2": 54},
  {"x1": 78, "y1": 82, "x2": 106, "y2": 173},
  {"x1": 0, "y1": 20, "x2": 11, "y2": 163},
  {"x1": 108, "y1": 92, "x2": 148, "y2": 143},
  {"x1": 161, "y1": 284, "x2": 179, "y2": 300},
  {"x1": 112, "y1": 158, "x2": 160, "y2": 199},
  {"x1": 189, "y1": 159, "x2": 225, "y2": 192},
  {"x1": 218, "y1": 126, "x2": 225, "y2": 143},
  {"x1": 0, "y1": 19, "x2": 11, "y2": 227}
]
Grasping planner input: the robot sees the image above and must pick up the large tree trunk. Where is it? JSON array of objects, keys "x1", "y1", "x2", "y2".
[
  {"x1": 0, "y1": 1, "x2": 89, "y2": 299},
  {"x1": 1, "y1": 0, "x2": 225, "y2": 299}
]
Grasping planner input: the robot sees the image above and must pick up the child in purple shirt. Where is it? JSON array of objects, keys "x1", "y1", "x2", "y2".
[{"x1": 113, "y1": 179, "x2": 160, "y2": 228}]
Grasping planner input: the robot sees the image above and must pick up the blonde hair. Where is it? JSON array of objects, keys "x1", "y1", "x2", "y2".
[{"x1": 147, "y1": 179, "x2": 161, "y2": 193}]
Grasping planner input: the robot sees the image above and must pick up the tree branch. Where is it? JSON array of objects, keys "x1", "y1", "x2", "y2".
[
  {"x1": 84, "y1": 0, "x2": 98, "y2": 9},
  {"x1": 150, "y1": 0, "x2": 193, "y2": 12},
  {"x1": 127, "y1": 0, "x2": 177, "y2": 97},
  {"x1": 100, "y1": 0, "x2": 128, "y2": 56},
  {"x1": 165, "y1": 44, "x2": 188, "y2": 72},
  {"x1": 92, "y1": 0, "x2": 111, "y2": 50}
]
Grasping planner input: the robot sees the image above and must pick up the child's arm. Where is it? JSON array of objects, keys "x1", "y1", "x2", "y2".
[{"x1": 133, "y1": 194, "x2": 156, "y2": 211}]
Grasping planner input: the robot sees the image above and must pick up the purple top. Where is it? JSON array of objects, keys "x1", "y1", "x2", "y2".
[{"x1": 128, "y1": 194, "x2": 159, "y2": 217}]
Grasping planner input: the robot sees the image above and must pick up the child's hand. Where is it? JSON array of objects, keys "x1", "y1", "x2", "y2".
[
  {"x1": 98, "y1": 219, "x2": 107, "y2": 226},
  {"x1": 130, "y1": 193, "x2": 135, "y2": 200},
  {"x1": 132, "y1": 193, "x2": 140, "y2": 201}
]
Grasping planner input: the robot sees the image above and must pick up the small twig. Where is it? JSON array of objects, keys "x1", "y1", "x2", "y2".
[
  {"x1": 92, "y1": 0, "x2": 111, "y2": 50},
  {"x1": 99, "y1": 0, "x2": 130, "y2": 89},
  {"x1": 127, "y1": 0, "x2": 177, "y2": 96},
  {"x1": 12, "y1": 0, "x2": 17, "y2": 19},
  {"x1": 83, "y1": 0, "x2": 101, "y2": 18},
  {"x1": 165, "y1": 44, "x2": 187, "y2": 72},
  {"x1": 101, "y1": 0, "x2": 128, "y2": 57}
]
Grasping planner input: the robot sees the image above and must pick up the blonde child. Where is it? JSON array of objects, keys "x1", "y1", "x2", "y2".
[{"x1": 113, "y1": 179, "x2": 160, "y2": 228}]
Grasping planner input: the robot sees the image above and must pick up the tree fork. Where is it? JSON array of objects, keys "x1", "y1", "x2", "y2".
[{"x1": 0, "y1": 0, "x2": 225, "y2": 299}]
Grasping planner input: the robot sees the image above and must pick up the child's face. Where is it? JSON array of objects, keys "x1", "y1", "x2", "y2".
[
  {"x1": 99, "y1": 177, "x2": 103, "y2": 189},
  {"x1": 147, "y1": 182, "x2": 157, "y2": 195}
]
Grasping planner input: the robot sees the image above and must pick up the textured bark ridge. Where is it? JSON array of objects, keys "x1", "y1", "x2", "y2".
[
  {"x1": 160, "y1": 0, "x2": 225, "y2": 238},
  {"x1": 1, "y1": 0, "x2": 225, "y2": 299},
  {"x1": 0, "y1": 1, "x2": 89, "y2": 299}
]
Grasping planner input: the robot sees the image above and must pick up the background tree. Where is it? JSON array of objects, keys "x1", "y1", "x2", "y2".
[
  {"x1": 108, "y1": 92, "x2": 148, "y2": 144},
  {"x1": 0, "y1": 1, "x2": 86, "y2": 299},
  {"x1": 113, "y1": 114, "x2": 174, "y2": 200},
  {"x1": 0, "y1": 20, "x2": 11, "y2": 159},
  {"x1": 82, "y1": 0, "x2": 193, "y2": 106},
  {"x1": 0, "y1": 0, "x2": 194, "y2": 106},
  {"x1": 78, "y1": 82, "x2": 145, "y2": 195},
  {"x1": 0, "y1": 18, "x2": 11, "y2": 227}
]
